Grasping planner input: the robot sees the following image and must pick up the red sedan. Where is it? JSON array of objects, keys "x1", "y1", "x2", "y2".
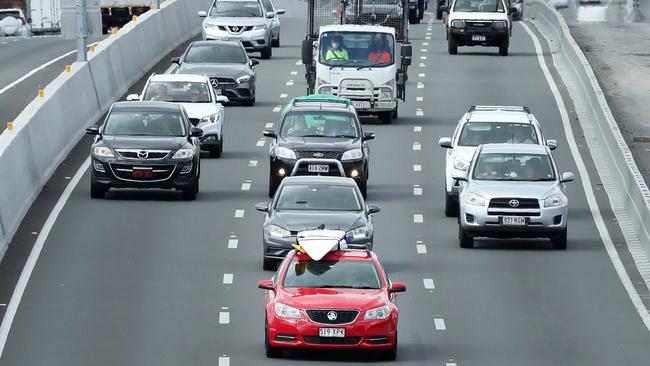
[{"x1": 258, "y1": 248, "x2": 406, "y2": 360}]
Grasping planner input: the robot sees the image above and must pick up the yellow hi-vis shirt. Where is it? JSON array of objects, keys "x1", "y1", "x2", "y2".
[{"x1": 325, "y1": 48, "x2": 349, "y2": 60}]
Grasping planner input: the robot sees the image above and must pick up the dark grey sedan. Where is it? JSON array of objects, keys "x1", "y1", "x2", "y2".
[
  {"x1": 172, "y1": 40, "x2": 259, "y2": 106},
  {"x1": 255, "y1": 176, "x2": 380, "y2": 270}
]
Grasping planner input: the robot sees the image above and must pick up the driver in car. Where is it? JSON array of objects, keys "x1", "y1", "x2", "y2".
[{"x1": 325, "y1": 35, "x2": 349, "y2": 61}]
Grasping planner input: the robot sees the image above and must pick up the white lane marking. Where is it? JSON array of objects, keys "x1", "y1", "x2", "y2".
[
  {"x1": 418, "y1": 73, "x2": 425, "y2": 78},
  {"x1": 426, "y1": 32, "x2": 432, "y2": 36},
  {"x1": 416, "y1": 109, "x2": 424, "y2": 116},
  {"x1": 413, "y1": 142, "x2": 421, "y2": 150},
  {"x1": 523, "y1": 23, "x2": 650, "y2": 332},
  {"x1": 416, "y1": 96, "x2": 424, "y2": 102},
  {"x1": 413, "y1": 185, "x2": 423, "y2": 196},
  {"x1": 219, "y1": 356, "x2": 230, "y2": 366},
  {"x1": 434, "y1": 318, "x2": 447, "y2": 330},
  {"x1": 417, "y1": 82, "x2": 424, "y2": 89},
  {"x1": 0, "y1": 157, "x2": 90, "y2": 356},
  {"x1": 423, "y1": 278, "x2": 435, "y2": 289},
  {"x1": 420, "y1": 49, "x2": 428, "y2": 52},
  {"x1": 223, "y1": 273, "x2": 234, "y2": 284},
  {"x1": 446, "y1": 363, "x2": 458, "y2": 366},
  {"x1": 219, "y1": 311, "x2": 230, "y2": 324},
  {"x1": 422, "y1": 42, "x2": 429, "y2": 46},
  {"x1": 241, "y1": 181, "x2": 251, "y2": 191},
  {"x1": 273, "y1": 105, "x2": 282, "y2": 112},
  {"x1": 425, "y1": 36, "x2": 431, "y2": 40},
  {"x1": 420, "y1": 55, "x2": 427, "y2": 60},
  {"x1": 286, "y1": 80, "x2": 294, "y2": 86},
  {"x1": 413, "y1": 164, "x2": 422, "y2": 172},
  {"x1": 280, "y1": 93, "x2": 288, "y2": 98},
  {"x1": 256, "y1": 138, "x2": 266, "y2": 147},
  {"x1": 416, "y1": 244, "x2": 427, "y2": 254},
  {"x1": 414, "y1": 126, "x2": 422, "y2": 132},
  {"x1": 419, "y1": 62, "x2": 426, "y2": 67},
  {"x1": 265, "y1": 123, "x2": 274, "y2": 128},
  {"x1": 413, "y1": 214, "x2": 423, "y2": 223},
  {"x1": 228, "y1": 238, "x2": 239, "y2": 249},
  {"x1": 249, "y1": 159, "x2": 258, "y2": 167},
  {"x1": 234, "y1": 209, "x2": 245, "y2": 218},
  {"x1": 290, "y1": 70, "x2": 298, "y2": 75},
  {"x1": 296, "y1": 60, "x2": 302, "y2": 65}
]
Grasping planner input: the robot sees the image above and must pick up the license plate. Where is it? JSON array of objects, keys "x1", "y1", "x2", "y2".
[
  {"x1": 308, "y1": 164, "x2": 329, "y2": 173},
  {"x1": 132, "y1": 170, "x2": 153, "y2": 178},
  {"x1": 472, "y1": 34, "x2": 487, "y2": 42},
  {"x1": 319, "y1": 328, "x2": 345, "y2": 338},
  {"x1": 501, "y1": 216, "x2": 527, "y2": 226},
  {"x1": 352, "y1": 101, "x2": 371, "y2": 109}
]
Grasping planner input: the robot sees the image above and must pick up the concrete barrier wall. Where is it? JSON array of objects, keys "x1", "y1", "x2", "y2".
[
  {"x1": 527, "y1": 1, "x2": 650, "y2": 285},
  {"x1": 0, "y1": 0, "x2": 208, "y2": 261}
]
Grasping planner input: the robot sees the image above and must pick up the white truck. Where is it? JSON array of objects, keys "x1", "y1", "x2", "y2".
[
  {"x1": 30, "y1": 0, "x2": 61, "y2": 34},
  {"x1": 301, "y1": 0, "x2": 412, "y2": 124}
]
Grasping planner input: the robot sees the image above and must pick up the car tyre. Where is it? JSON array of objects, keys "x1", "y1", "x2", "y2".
[
  {"x1": 380, "y1": 111, "x2": 393, "y2": 124},
  {"x1": 268, "y1": 174, "x2": 280, "y2": 198},
  {"x1": 209, "y1": 141, "x2": 223, "y2": 158},
  {"x1": 444, "y1": 191, "x2": 458, "y2": 217},
  {"x1": 272, "y1": 36, "x2": 280, "y2": 48},
  {"x1": 448, "y1": 36, "x2": 458, "y2": 55},
  {"x1": 261, "y1": 44, "x2": 272, "y2": 59},
  {"x1": 418, "y1": 0, "x2": 425, "y2": 20},
  {"x1": 382, "y1": 334, "x2": 397, "y2": 360},
  {"x1": 265, "y1": 321, "x2": 282, "y2": 358},
  {"x1": 459, "y1": 225, "x2": 474, "y2": 248},
  {"x1": 182, "y1": 179, "x2": 199, "y2": 201},
  {"x1": 392, "y1": 104, "x2": 398, "y2": 119},
  {"x1": 499, "y1": 39, "x2": 509, "y2": 56},
  {"x1": 263, "y1": 258, "x2": 277, "y2": 271},
  {"x1": 409, "y1": 11, "x2": 419, "y2": 24},
  {"x1": 90, "y1": 183, "x2": 107, "y2": 199},
  {"x1": 551, "y1": 228, "x2": 567, "y2": 250},
  {"x1": 243, "y1": 96, "x2": 256, "y2": 106}
]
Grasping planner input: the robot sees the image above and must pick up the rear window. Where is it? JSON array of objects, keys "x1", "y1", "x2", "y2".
[
  {"x1": 283, "y1": 259, "x2": 382, "y2": 289},
  {"x1": 458, "y1": 122, "x2": 539, "y2": 146},
  {"x1": 103, "y1": 111, "x2": 187, "y2": 137}
]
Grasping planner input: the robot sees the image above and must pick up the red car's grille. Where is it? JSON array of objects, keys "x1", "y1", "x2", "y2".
[
  {"x1": 303, "y1": 336, "x2": 362, "y2": 345},
  {"x1": 306, "y1": 309, "x2": 359, "y2": 324}
]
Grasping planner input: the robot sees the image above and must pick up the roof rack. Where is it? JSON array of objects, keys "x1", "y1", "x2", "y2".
[
  {"x1": 290, "y1": 95, "x2": 352, "y2": 108},
  {"x1": 468, "y1": 105, "x2": 531, "y2": 114}
]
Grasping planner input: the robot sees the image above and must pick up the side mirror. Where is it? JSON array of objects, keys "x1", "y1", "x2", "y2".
[
  {"x1": 258, "y1": 279, "x2": 274, "y2": 290},
  {"x1": 452, "y1": 174, "x2": 467, "y2": 182},
  {"x1": 266, "y1": 11, "x2": 275, "y2": 18},
  {"x1": 301, "y1": 39, "x2": 313, "y2": 65},
  {"x1": 401, "y1": 43, "x2": 412, "y2": 66},
  {"x1": 190, "y1": 127, "x2": 203, "y2": 137},
  {"x1": 546, "y1": 139, "x2": 558, "y2": 150},
  {"x1": 86, "y1": 126, "x2": 100, "y2": 135},
  {"x1": 126, "y1": 94, "x2": 140, "y2": 101},
  {"x1": 171, "y1": 57, "x2": 181, "y2": 65},
  {"x1": 439, "y1": 137, "x2": 452, "y2": 148},
  {"x1": 389, "y1": 281, "x2": 406, "y2": 293},
  {"x1": 362, "y1": 132, "x2": 375, "y2": 141},
  {"x1": 509, "y1": 6, "x2": 518, "y2": 14},
  {"x1": 276, "y1": 9, "x2": 286, "y2": 14},
  {"x1": 255, "y1": 202, "x2": 270, "y2": 212},
  {"x1": 440, "y1": 5, "x2": 449, "y2": 13},
  {"x1": 216, "y1": 95, "x2": 229, "y2": 103},
  {"x1": 263, "y1": 129, "x2": 277, "y2": 138},
  {"x1": 560, "y1": 172, "x2": 575, "y2": 183},
  {"x1": 198, "y1": 11, "x2": 207, "y2": 17},
  {"x1": 250, "y1": 58, "x2": 260, "y2": 67},
  {"x1": 368, "y1": 204, "x2": 381, "y2": 215}
]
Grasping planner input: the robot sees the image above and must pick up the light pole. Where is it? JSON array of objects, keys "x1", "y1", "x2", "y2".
[{"x1": 76, "y1": 0, "x2": 87, "y2": 62}]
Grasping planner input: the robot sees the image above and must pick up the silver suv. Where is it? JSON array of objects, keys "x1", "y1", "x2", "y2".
[
  {"x1": 198, "y1": 0, "x2": 278, "y2": 59},
  {"x1": 439, "y1": 105, "x2": 557, "y2": 217},
  {"x1": 456, "y1": 144, "x2": 574, "y2": 250}
]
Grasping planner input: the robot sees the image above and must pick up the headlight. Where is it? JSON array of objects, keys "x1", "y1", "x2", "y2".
[
  {"x1": 341, "y1": 148, "x2": 362, "y2": 161},
  {"x1": 346, "y1": 226, "x2": 369, "y2": 240},
  {"x1": 494, "y1": 21, "x2": 508, "y2": 29},
  {"x1": 454, "y1": 158, "x2": 470, "y2": 171},
  {"x1": 274, "y1": 146, "x2": 296, "y2": 159},
  {"x1": 201, "y1": 114, "x2": 218, "y2": 123},
  {"x1": 93, "y1": 146, "x2": 114, "y2": 158},
  {"x1": 380, "y1": 88, "x2": 392, "y2": 101},
  {"x1": 364, "y1": 305, "x2": 390, "y2": 320},
  {"x1": 544, "y1": 193, "x2": 565, "y2": 207},
  {"x1": 466, "y1": 192, "x2": 486, "y2": 206},
  {"x1": 236, "y1": 75, "x2": 251, "y2": 84},
  {"x1": 173, "y1": 148, "x2": 195, "y2": 159},
  {"x1": 203, "y1": 23, "x2": 219, "y2": 30},
  {"x1": 274, "y1": 303, "x2": 301, "y2": 319},
  {"x1": 451, "y1": 19, "x2": 466, "y2": 28},
  {"x1": 269, "y1": 224, "x2": 291, "y2": 238},
  {"x1": 252, "y1": 24, "x2": 267, "y2": 31}
]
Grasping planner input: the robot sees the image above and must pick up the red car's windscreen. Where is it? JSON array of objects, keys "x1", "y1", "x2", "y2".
[{"x1": 283, "y1": 259, "x2": 381, "y2": 289}]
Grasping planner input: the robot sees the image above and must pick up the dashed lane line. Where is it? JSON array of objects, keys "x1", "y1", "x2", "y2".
[
  {"x1": 413, "y1": 164, "x2": 422, "y2": 172},
  {"x1": 417, "y1": 82, "x2": 424, "y2": 89},
  {"x1": 413, "y1": 185, "x2": 423, "y2": 196},
  {"x1": 434, "y1": 318, "x2": 447, "y2": 330},
  {"x1": 223, "y1": 273, "x2": 234, "y2": 285},
  {"x1": 248, "y1": 160, "x2": 258, "y2": 167},
  {"x1": 419, "y1": 62, "x2": 426, "y2": 67},
  {"x1": 286, "y1": 80, "x2": 294, "y2": 86},
  {"x1": 256, "y1": 139, "x2": 266, "y2": 147},
  {"x1": 413, "y1": 214, "x2": 423, "y2": 223},
  {"x1": 420, "y1": 56, "x2": 427, "y2": 60},
  {"x1": 219, "y1": 311, "x2": 230, "y2": 324},
  {"x1": 280, "y1": 93, "x2": 288, "y2": 98},
  {"x1": 227, "y1": 238, "x2": 239, "y2": 249},
  {"x1": 241, "y1": 181, "x2": 251, "y2": 191},
  {"x1": 414, "y1": 126, "x2": 422, "y2": 132},
  {"x1": 416, "y1": 96, "x2": 424, "y2": 102},
  {"x1": 273, "y1": 105, "x2": 282, "y2": 112},
  {"x1": 265, "y1": 123, "x2": 274, "y2": 128},
  {"x1": 423, "y1": 278, "x2": 435, "y2": 289},
  {"x1": 418, "y1": 73, "x2": 425, "y2": 78},
  {"x1": 234, "y1": 210, "x2": 245, "y2": 218},
  {"x1": 413, "y1": 142, "x2": 421, "y2": 150},
  {"x1": 219, "y1": 356, "x2": 230, "y2": 366},
  {"x1": 416, "y1": 243, "x2": 427, "y2": 254},
  {"x1": 290, "y1": 71, "x2": 298, "y2": 75},
  {"x1": 416, "y1": 109, "x2": 424, "y2": 116}
]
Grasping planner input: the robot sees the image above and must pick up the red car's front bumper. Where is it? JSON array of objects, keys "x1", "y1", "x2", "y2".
[{"x1": 267, "y1": 313, "x2": 397, "y2": 350}]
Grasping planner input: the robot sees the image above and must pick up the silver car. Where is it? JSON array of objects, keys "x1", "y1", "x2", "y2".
[
  {"x1": 439, "y1": 105, "x2": 557, "y2": 217},
  {"x1": 259, "y1": 0, "x2": 285, "y2": 47},
  {"x1": 198, "y1": 0, "x2": 277, "y2": 59},
  {"x1": 456, "y1": 144, "x2": 574, "y2": 250}
]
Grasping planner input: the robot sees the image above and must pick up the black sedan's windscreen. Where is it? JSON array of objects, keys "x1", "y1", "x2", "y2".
[
  {"x1": 210, "y1": 1, "x2": 263, "y2": 17},
  {"x1": 283, "y1": 259, "x2": 381, "y2": 289},
  {"x1": 143, "y1": 81, "x2": 212, "y2": 103},
  {"x1": 458, "y1": 122, "x2": 539, "y2": 146},
  {"x1": 275, "y1": 184, "x2": 362, "y2": 211},
  {"x1": 103, "y1": 111, "x2": 187, "y2": 137},
  {"x1": 280, "y1": 112, "x2": 359, "y2": 138},
  {"x1": 472, "y1": 153, "x2": 556, "y2": 181},
  {"x1": 184, "y1": 44, "x2": 248, "y2": 64}
]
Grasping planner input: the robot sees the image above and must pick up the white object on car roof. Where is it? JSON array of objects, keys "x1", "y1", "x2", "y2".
[{"x1": 297, "y1": 230, "x2": 348, "y2": 261}]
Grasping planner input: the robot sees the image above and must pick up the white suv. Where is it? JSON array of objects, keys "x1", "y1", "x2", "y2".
[{"x1": 438, "y1": 106, "x2": 557, "y2": 217}]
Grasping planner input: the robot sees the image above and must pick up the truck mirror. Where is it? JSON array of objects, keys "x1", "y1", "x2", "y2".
[{"x1": 301, "y1": 39, "x2": 313, "y2": 65}]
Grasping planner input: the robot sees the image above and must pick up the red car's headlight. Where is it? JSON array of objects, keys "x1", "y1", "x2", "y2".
[
  {"x1": 364, "y1": 305, "x2": 390, "y2": 320},
  {"x1": 275, "y1": 303, "x2": 301, "y2": 319}
]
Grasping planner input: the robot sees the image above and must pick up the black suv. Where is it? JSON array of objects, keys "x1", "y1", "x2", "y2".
[
  {"x1": 263, "y1": 95, "x2": 375, "y2": 197},
  {"x1": 86, "y1": 102, "x2": 203, "y2": 200}
]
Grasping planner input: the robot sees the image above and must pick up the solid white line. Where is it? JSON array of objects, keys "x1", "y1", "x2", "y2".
[
  {"x1": 219, "y1": 311, "x2": 230, "y2": 324},
  {"x1": 219, "y1": 356, "x2": 230, "y2": 366},
  {"x1": 434, "y1": 318, "x2": 446, "y2": 330},
  {"x1": 0, "y1": 157, "x2": 90, "y2": 357},
  {"x1": 256, "y1": 139, "x2": 266, "y2": 147},
  {"x1": 0, "y1": 50, "x2": 74, "y2": 94},
  {"x1": 227, "y1": 239, "x2": 239, "y2": 249},
  {"x1": 241, "y1": 182, "x2": 251, "y2": 191},
  {"x1": 414, "y1": 126, "x2": 422, "y2": 132},
  {"x1": 249, "y1": 159, "x2": 258, "y2": 167},
  {"x1": 413, "y1": 164, "x2": 422, "y2": 172},
  {"x1": 234, "y1": 209, "x2": 245, "y2": 218},
  {"x1": 265, "y1": 123, "x2": 274, "y2": 128},
  {"x1": 423, "y1": 278, "x2": 435, "y2": 289},
  {"x1": 522, "y1": 23, "x2": 650, "y2": 331},
  {"x1": 413, "y1": 214, "x2": 423, "y2": 223},
  {"x1": 223, "y1": 273, "x2": 234, "y2": 284},
  {"x1": 416, "y1": 244, "x2": 427, "y2": 253}
]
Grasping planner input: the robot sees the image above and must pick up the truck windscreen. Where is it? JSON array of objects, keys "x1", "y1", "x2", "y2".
[{"x1": 320, "y1": 31, "x2": 395, "y2": 68}]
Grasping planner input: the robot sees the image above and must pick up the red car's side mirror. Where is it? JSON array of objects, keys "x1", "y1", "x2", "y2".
[
  {"x1": 389, "y1": 282, "x2": 406, "y2": 293},
  {"x1": 258, "y1": 280, "x2": 274, "y2": 290}
]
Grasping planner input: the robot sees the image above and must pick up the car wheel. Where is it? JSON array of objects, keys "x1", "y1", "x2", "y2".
[
  {"x1": 380, "y1": 111, "x2": 393, "y2": 124},
  {"x1": 382, "y1": 333, "x2": 397, "y2": 360},
  {"x1": 409, "y1": 11, "x2": 419, "y2": 24},
  {"x1": 436, "y1": 4, "x2": 443, "y2": 19},
  {"x1": 182, "y1": 179, "x2": 199, "y2": 200},
  {"x1": 272, "y1": 36, "x2": 280, "y2": 48},
  {"x1": 268, "y1": 174, "x2": 280, "y2": 198},
  {"x1": 265, "y1": 321, "x2": 282, "y2": 358},
  {"x1": 243, "y1": 96, "x2": 256, "y2": 106},
  {"x1": 392, "y1": 104, "x2": 398, "y2": 119},
  {"x1": 444, "y1": 191, "x2": 458, "y2": 217},
  {"x1": 551, "y1": 228, "x2": 567, "y2": 250},
  {"x1": 499, "y1": 39, "x2": 509, "y2": 56},
  {"x1": 448, "y1": 36, "x2": 458, "y2": 55},
  {"x1": 263, "y1": 258, "x2": 277, "y2": 271},
  {"x1": 209, "y1": 141, "x2": 223, "y2": 158},
  {"x1": 418, "y1": 0, "x2": 425, "y2": 20},
  {"x1": 261, "y1": 44, "x2": 272, "y2": 59},
  {"x1": 459, "y1": 225, "x2": 474, "y2": 248},
  {"x1": 90, "y1": 183, "x2": 107, "y2": 199}
]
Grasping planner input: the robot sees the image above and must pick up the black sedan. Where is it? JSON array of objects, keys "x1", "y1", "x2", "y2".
[
  {"x1": 86, "y1": 102, "x2": 202, "y2": 200},
  {"x1": 255, "y1": 175, "x2": 381, "y2": 270}
]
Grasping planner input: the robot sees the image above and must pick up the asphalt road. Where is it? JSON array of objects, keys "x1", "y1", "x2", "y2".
[{"x1": 1, "y1": 2, "x2": 650, "y2": 365}]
